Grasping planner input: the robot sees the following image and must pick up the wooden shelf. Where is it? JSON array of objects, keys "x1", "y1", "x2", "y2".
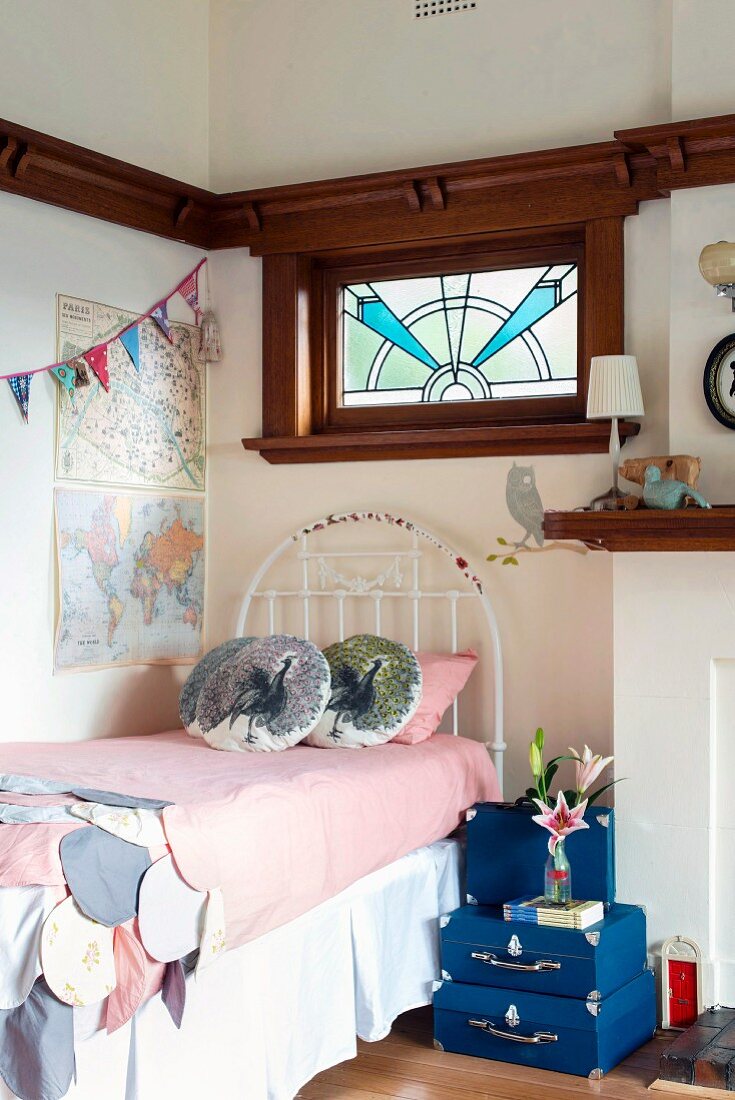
[
  {"x1": 243, "y1": 420, "x2": 640, "y2": 464},
  {"x1": 543, "y1": 506, "x2": 735, "y2": 551}
]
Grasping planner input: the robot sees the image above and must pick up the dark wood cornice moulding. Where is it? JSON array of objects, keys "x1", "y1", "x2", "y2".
[
  {"x1": 0, "y1": 117, "x2": 216, "y2": 248},
  {"x1": 3, "y1": 113, "x2": 735, "y2": 253},
  {"x1": 543, "y1": 506, "x2": 735, "y2": 551},
  {"x1": 242, "y1": 421, "x2": 640, "y2": 465},
  {"x1": 211, "y1": 141, "x2": 658, "y2": 254}
]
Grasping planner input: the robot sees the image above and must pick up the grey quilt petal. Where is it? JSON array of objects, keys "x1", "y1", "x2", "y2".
[
  {"x1": 0, "y1": 805, "x2": 77, "y2": 824},
  {"x1": 60, "y1": 828, "x2": 151, "y2": 928},
  {"x1": 0, "y1": 977, "x2": 75, "y2": 1100},
  {"x1": 0, "y1": 774, "x2": 171, "y2": 811},
  {"x1": 0, "y1": 776, "x2": 71, "y2": 796},
  {"x1": 161, "y1": 960, "x2": 186, "y2": 1029},
  {"x1": 71, "y1": 788, "x2": 172, "y2": 811}
]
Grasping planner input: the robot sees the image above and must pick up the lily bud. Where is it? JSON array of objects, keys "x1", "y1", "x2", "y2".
[
  {"x1": 534, "y1": 727, "x2": 545, "y2": 752},
  {"x1": 529, "y1": 741, "x2": 543, "y2": 779}
]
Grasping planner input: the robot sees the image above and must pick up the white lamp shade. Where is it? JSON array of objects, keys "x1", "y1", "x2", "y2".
[{"x1": 587, "y1": 355, "x2": 644, "y2": 419}]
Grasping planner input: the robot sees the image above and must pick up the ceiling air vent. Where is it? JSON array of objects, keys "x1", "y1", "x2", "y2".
[{"x1": 415, "y1": 1, "x2": 477, "y2": 17}]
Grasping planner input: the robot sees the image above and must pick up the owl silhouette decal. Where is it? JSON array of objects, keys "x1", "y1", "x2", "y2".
[
  {"x1": 505, "y1": 463, "x2": 545, "y2": 548},
  {"x1": 488, "y1": 464, "x2": 587, "y2": 566}
]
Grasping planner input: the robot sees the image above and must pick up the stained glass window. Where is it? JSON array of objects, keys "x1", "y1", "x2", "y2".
[{"x1": 341, "y1": 264, "x2": 578, "y2": 407}]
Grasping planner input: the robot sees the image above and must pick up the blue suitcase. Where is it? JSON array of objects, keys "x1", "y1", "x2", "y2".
[
  {"x1": 440, "y1": 903, "x2": 647, "y2": 1000},
  {"x1": 433, "y1": 968, "x2": 656, "y2": 1079},
  {"x1": 466, "y1": 802, "x2": 615, "y2": 906}
]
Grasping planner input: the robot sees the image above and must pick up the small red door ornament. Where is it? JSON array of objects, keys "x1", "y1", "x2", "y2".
[{"x1": 661, "y1": 936, "x2": 702, "y2": 1030}]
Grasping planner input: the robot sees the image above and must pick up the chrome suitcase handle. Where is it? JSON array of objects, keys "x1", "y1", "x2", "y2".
[
  {"x1": 470, "y1": 951, "x2": 561, "y2": 973},
  {"x1": 468, "y1": 1018, "x2": 558, "y2": 1044}
]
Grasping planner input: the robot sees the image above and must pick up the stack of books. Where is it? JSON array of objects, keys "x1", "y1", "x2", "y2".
[{"x1": 503, "y1": 895, "x2": 604, "y2": 930}]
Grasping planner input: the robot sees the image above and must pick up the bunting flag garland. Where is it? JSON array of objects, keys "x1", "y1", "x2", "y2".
[
  {"x1": 50, "y1": 365, "x2": 76, "y2": 402},
  {"x1": 83, "y1": 345, "x2": 110, "y2": 391},
  {"x1": 118, "y1": 326, "x2": 141, "y2": 373},
  {"x1": 151, "y1": 304, "x2": 173, "y2": 343},
  {"x1": 7, "y1": 374, "x2": 32, "y2": 421},
  {"x1": 1, "y1": 259, "x2": 212, "y2": 423},
  {"x1": 178, "y1": 270, "x2": 200, "y2": 320}
]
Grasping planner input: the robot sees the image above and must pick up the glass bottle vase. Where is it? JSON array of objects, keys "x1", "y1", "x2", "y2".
[{"x1": 544, "y1": 840, "x2": 572, "y2": 904}]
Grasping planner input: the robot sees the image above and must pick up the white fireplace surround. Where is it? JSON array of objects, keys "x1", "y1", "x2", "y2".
[{"x1": 614, "y1": 552, "x2": 735, "y2": 1006}]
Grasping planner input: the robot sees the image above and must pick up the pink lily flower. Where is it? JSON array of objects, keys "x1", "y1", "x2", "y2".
[
  {"x1": 532, "y1": 791, "x2": 589, "y2": 854},
  {"x1": 569, "y1": 745, "x2": 614, "y2": 796}
]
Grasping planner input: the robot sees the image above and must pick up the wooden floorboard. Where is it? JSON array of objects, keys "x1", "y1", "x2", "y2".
[{"x1": 297, "y1": 1006, "x2": 694, "y2": 1100}]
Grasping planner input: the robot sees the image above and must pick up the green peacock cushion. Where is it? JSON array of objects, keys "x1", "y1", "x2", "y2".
[
  {"x1": 195, "y1": 635, "x2": 331, "y2": 752},
  {"x1": 179, "y1": 637, "x2": 255, "y2": 739},
  {"x1": 306, "y1": 634, "x2": 423, "y2": 749}
]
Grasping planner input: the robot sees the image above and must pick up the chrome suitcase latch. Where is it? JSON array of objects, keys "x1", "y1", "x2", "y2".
[{"x1": 507, "y1": 934, "x2": 522, "y2": 957}]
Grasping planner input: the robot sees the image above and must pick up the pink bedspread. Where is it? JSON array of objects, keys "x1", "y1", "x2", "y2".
[{"x1": 0, "y1": 730, "x2": 498, "y2": 951}]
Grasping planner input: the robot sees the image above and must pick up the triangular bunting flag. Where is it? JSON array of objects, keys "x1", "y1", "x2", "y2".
[
  {"x1": 178, "y1": 272, "x2": 200, "y2": 319},
  {"x1": 151, "y1": 303, "x2": 173, "y2": 342},
  {"x1": 119, "y1": 326, "x2": 141, "y2": 373},
  {"x1": 83, "y1": 345, "x2": 110, "y2": 391},
  {"x1": 7, "y1": 374, "x2": 32, "y2": 422},
  {"x1": 50, "y1": 364, "x2": 76, "y2": 402}
]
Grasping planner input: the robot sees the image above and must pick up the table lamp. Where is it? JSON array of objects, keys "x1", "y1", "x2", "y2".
[{"x1": 587, "y1": 355, "x2": 645, "y2": 510}]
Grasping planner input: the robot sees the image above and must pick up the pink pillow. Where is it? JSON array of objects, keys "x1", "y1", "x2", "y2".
[{"x1": 391, "y1": 650, "x2": 478, "y2": 745}]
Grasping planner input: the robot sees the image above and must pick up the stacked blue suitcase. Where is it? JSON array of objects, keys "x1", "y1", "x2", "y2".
[{"x1": 433, "y1": 802, "x2": 656, "y2": 1079}]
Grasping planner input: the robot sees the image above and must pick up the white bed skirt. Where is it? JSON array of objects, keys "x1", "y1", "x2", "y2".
[{"x1": 2, "y1": 838, "x2": 462, "y2": 1100}]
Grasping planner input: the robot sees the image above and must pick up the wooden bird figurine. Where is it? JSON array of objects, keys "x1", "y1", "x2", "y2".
[{"x1": 642, "y1": 465, "x2": 711, "y2": 510}]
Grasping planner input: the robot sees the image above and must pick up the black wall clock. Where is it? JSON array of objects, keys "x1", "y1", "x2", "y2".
[{"x1": 704, "y1": 333, "x2": 735, "y2": 430}]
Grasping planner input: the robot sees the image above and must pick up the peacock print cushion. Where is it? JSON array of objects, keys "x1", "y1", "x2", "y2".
[
  {"x1": 179, "y1": 637, "x2": 255, "y2": 739},
  {"x1": 195, "y1": 635, "x2": 331, "y2": 753},
  {"x1": 305, "y1": 634, "x2": 423, "y2": 749}
]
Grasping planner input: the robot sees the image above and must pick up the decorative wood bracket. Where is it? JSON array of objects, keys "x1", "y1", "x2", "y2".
[
  {"x1": 174, "y1": 197, "x2": 194, "y2": 228},
  {"x1": 423, "y1": 176, "x2": 446, "y2": 210},
  {"x1": 0, "y1": 136, "x2": 17, "y2": 172},
  {"x1": 12, "y1": 145, "x2": 32, "y2": 179},
  {"x1": 402, "y1": 180, "x2": 422, "y2": 212},
  {"x1": 0, "y1": 138, "x2": 31, "y2": 179},
  {"x1": 667, "y1": 136, "x2": 686, "y2": 172},
  {"x1": 242, "y1": 201, "x2": 262, "y2": 231},
  {"x1": 613, "y1": 152, "x2": 631, "y2": 187}
]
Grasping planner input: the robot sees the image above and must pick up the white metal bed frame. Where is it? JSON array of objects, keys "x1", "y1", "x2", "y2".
[{"x1": 235, "y1": 511, "x2": 506, "y2": 792}]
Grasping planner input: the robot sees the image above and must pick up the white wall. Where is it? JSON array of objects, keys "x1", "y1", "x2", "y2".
[
  {"x1": 0, "y1": 1, "x2": 209, "y2": 743},
  {"x1": 0, "y1": 0, "x2": 210, "y2": 187},
  {"x1": 0, "y1": 192, "x2": 205, "y2": 742},
  {"x1": 209, "y1": 0, "x2": 671, "y2": 190}
]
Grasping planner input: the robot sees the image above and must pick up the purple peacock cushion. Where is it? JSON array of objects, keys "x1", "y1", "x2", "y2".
[
  {"x1": 195, "y1": 635, "x2": 331, "y2": 753},
  {"x1": 179, "y1": 637, "x2": 255, "y2": 739}
]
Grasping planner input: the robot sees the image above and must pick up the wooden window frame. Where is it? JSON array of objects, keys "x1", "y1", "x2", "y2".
[{"x1": 247, "y1": 217, "x2": 636, "y2": 462}]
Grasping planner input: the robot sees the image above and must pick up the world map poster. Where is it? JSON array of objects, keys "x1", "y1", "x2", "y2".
[
  {"x1": 54, "y1": 490, "x2": 205, "y2": 671},
  {"x1": 55, "y1": 294, "x2": 205, "y2": 492}
]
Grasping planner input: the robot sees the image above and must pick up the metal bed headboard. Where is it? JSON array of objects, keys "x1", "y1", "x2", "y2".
[{"x1": 235, "y1": 512, "x2": 505, "y2": 792}]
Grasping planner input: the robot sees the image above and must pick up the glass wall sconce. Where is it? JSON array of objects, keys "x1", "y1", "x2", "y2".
[{"x1": 699, "y1": 241, "x2": 735, "y2": 310}]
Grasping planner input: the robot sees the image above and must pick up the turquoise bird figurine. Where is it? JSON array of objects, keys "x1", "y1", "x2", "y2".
[{"x1": 643, "y1": 465, "x2": 712, "y2": 510}]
